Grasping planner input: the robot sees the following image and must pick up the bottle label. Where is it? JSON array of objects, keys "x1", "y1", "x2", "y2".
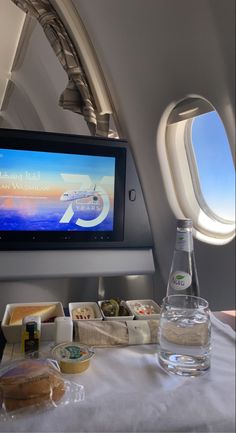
[
  {"x1": 170, "y1": 271, "x2": 192, "y2": 290},
  {"x1": 176, "y1": 232, "x2": 193, "y2": 252}
]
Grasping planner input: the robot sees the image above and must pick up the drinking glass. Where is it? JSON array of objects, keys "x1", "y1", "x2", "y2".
[{"x1": 158, "y1": 295, "x2": 211, "y2": 376}]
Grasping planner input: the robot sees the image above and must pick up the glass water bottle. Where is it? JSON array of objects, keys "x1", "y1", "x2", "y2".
[{"x1": 166, "y1": 219, "x2": 200, "y2": 297}]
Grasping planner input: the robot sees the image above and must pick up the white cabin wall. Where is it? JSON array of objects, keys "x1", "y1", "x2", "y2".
[
  {"x1": 0, "y1": 0, "x2": 234, "y2": 311},
  {"x1": 73, "y1": 0, "x2": 235, "y2": 309}
]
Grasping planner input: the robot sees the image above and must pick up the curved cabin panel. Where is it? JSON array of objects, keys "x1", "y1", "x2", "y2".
[
  {"x1": 71, "y1": 0, "x2": 235, "y2": 308},
  {"x1": 0, "y1": 0, "x2": 235, "y2": 312}
]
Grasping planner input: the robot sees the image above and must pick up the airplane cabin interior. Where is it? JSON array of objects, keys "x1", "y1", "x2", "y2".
[{"x1": 0, "y1": 0, "x2": 235, "y2": 432}]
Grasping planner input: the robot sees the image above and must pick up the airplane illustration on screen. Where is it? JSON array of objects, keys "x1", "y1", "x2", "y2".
[{"x1": 60, "y1": 185, "x2": 100, "y2": 202}]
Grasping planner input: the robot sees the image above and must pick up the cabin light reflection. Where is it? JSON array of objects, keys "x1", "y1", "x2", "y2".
[
  {"x1": 126, "y1": 275, "x2": 140, "y2": 280},
  {"x1": 178, "y1": 107, "x2": 199, "y2": 116}
]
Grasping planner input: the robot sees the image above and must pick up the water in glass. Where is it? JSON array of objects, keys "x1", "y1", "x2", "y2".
[{"x1": 158, "y1": 295, "x2": 211, "y2": 376}]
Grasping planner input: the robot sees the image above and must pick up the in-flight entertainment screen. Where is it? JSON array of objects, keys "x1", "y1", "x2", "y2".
[{"x1": 0, "y1": 129, "x2": 126, "y2": 249}]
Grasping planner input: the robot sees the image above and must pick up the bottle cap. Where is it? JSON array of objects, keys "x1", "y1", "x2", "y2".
[
  {"x1": 23, "y1": 315, "x2": 41, "y2": 330},
  {"x1": 26, "y1": 322, "x2": 37, "y2": 333},
  {"x1": 177, "y1": 219, "x2": 193, "y2": 228}
]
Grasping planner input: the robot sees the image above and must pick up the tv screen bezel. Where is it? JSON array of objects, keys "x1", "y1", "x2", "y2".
[{"x1": 0, "y1": 129, "x2": 127, "y2": 250}]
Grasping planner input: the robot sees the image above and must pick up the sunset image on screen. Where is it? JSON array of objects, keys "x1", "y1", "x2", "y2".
[{"x1": 0, "y1": 148, "x2": 115, "y2": 231}]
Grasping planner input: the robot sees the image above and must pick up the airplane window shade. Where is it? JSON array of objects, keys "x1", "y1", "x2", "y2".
[
  {"x1": 162, "y1": 98, "x2": 235, "y2": 245},
  {"x1": 167, "y1": 98, "x2": 212, "y2": 125}
]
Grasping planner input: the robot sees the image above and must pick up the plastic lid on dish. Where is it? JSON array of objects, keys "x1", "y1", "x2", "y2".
[
  {"x1": 126, "y1": 299, "x2": 160, "y2": 318},
  {"x1": 133, "y1": 302, "x2": 156, "y2": 316},
  {"x1": 51, "y1": 343, "x2": 94, "y2": 374}
]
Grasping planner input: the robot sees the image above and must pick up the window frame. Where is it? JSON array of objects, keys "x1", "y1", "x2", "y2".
[{"x1": 158, "y1": 98, "x2": 235, "y2": 245}]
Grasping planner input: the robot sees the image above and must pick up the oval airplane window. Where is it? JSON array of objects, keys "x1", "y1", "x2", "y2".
[{"x1": 158, "y1": 97, "x2": 235, "y2": 245}]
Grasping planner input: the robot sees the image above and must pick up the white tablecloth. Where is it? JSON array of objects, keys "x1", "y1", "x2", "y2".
[{"x1": 0, "y1": 314, "x2": 235, "y2": 432}]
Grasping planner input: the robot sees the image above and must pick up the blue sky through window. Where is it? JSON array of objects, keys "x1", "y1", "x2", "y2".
[{"x1": 191, "y1": 111, "x2": 235, "y2": 222}]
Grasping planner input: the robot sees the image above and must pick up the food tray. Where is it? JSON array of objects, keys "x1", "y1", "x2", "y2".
[
  {"x1": 125, "y1": 299, "x2": 160, "y2": 319},
  {"x1": 1, "y1": 302, "x2": 65, "y2": 343}
]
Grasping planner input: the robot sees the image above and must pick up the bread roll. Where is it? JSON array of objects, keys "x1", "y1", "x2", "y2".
[{"x1": 0, "y1": 359, "x2": 65, "y2": 412}]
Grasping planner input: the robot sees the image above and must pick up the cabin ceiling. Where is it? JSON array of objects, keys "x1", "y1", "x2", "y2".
[{"x1": 71, "y1": 0, "x2": 235, "y2": 140}]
